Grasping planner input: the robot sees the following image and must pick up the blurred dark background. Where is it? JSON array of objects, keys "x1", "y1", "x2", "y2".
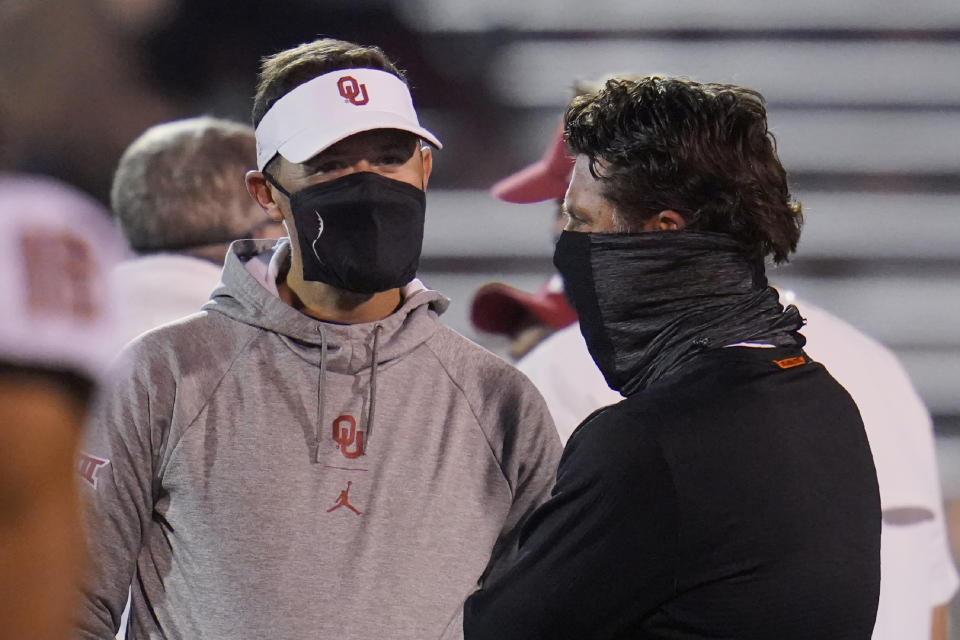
[
  {"x1": 0, "y1": 0, "x2": 525, "y2": 201},
  {"x1": 2, "y1": 2, "x2": 960, "y2": 627}
]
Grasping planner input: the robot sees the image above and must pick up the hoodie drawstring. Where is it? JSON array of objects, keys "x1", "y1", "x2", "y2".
[
  {"x1": 315, "y1": 323, "x2": 380, "y2": 462},
  {"x1": 366, "y1": 324, "x2": 382, "y2": 441},
  {"x1": 315, "y1": 324, "x2": 328, "y2": 464}
]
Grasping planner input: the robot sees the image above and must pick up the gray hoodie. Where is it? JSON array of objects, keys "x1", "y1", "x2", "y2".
[{"x1": 78, "y1": 239, "x2": 562, "y2": 640}]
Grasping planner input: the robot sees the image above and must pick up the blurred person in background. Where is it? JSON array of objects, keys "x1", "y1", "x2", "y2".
[
  {"x1": 469, "y1": 122, "x2": 579, "y2": 362},
  {"x1": 475, "y1": 79, "x2": 957, "y2": 640},
  {"x1": 0, "y1": 175, "x2": 123, "y2": 640},
  {"x1": 111, "y1": 116, "x2": 284, "y2": 344},
  {"x1": 77, "y1": 38, "x2": 560, "y2": 639},
  {"x1": 464, "y1": 75, "x2": 881, "y2": 639},
  {"x1": 787, "y1": 294, "x2": 958, "y2": 640}
]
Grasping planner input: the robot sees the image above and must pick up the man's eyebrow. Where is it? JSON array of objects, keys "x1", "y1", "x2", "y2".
[
  {"x1": 303, "y1": 151, "x2": 340, "y2": 165},
  {"x1": 306, "y1": 139, "x2": 414, "y2": 164},
  {"x1": 302, "y1": 148, "x2": 355, "y2": 170}
]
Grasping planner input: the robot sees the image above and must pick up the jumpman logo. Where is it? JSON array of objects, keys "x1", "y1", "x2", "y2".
[{"x1": 326, "y1": 481, "x2": 362, "y2": 515}]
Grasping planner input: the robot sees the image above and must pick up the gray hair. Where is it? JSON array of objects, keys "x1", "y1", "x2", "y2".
[{"x1": 111, "y1": 116, "x2": 263, "y2": 253}]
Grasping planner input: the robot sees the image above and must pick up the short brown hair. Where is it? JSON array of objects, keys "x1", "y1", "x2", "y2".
[
  {"x1": 252, "y1": 38, "x2": 405, "y2": 128},
  {"x1": 565, "y1": 76, "x2": 802, "y2": 263}
]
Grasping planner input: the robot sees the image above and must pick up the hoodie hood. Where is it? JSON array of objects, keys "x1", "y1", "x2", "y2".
[
  {"x1": 203, "y1": 238, "x2": 449, "y2": 375},
  {"x1": 203, "y1": 238, "x2": 450, "y2": 461}
]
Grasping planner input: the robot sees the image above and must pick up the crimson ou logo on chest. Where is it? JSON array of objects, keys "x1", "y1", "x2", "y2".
[{"x1": 337, "y1": 76, "x2": 369, "y2": 106}]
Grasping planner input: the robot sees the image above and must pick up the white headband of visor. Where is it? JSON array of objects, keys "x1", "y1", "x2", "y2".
[{"x1": 254, "y1": 68, "x2": 442, "y2": 171}]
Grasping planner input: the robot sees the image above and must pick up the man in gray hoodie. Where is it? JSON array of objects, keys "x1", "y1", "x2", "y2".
[{"x1": 78, "y1": 38, "x2": 562, "y2": 639}]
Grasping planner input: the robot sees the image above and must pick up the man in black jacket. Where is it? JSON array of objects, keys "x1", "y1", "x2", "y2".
[{"x1": 464, "y1": 76, "x2": 881, "y2": 639}]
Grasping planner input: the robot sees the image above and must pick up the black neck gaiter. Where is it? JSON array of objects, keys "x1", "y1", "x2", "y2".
[{"x1": 553, "y1": 230, "x2": 805, "y2": 396}]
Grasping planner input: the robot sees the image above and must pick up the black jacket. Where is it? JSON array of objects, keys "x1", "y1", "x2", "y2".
[{"x1": 464, "y1": 345, "x2": 881, "y2": 639}]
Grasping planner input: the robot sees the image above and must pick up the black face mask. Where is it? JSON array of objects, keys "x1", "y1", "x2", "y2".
[{"x1": 266, "y1": 171, "x2": 426, "y2": 294}]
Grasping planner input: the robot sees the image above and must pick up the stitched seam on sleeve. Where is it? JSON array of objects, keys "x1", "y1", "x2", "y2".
[
  {"x1": 155, "y1": 327, "x2": 262, "y2": 483},
  {"x1": 424, "y1": 335, "x2": 516, "y2": 499}
]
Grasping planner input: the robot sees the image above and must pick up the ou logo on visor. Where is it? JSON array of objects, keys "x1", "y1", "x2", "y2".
[{"x1": 338, "y1": 76, "x2": 370, "y2": 106}]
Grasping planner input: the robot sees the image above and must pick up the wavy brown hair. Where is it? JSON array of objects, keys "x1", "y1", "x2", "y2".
[{"x1": 565, "y1": 76, "x2": 802, "y2": 263}]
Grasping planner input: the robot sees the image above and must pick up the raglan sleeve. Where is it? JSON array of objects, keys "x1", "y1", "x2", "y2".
[
  {"x1": 464, "y1": 410, "x2": 678, "y2": 640},
  {"x1": 75, "y1": 346, "x2": 168, "y2": 638},
  {"x1": 481, "y1": 371, "x2": 563, "y2": 574}
]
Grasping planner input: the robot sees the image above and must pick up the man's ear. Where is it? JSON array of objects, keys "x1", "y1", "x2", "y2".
[
  {"x1": 656, "y1": 209, "x2": 686, "y2": 231},
  {"x1": 419, "y1": 146, "x2": 433, "y2": 191},
  {"x1": 245, "y1": 171, "x2": 284, "y2": 222}
]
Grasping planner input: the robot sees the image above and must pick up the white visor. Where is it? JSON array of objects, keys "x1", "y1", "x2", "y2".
[{"x1": 255, "y1": 68, "x2": 442, "y2": 171}]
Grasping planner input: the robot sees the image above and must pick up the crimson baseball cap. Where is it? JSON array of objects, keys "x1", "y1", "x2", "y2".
[
  {"x1": 490, "y1": 120, "x2": 574, "y2": 204},
  {"x1": 470, "y1": 275, "x2": 577, "y2": 336}
]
